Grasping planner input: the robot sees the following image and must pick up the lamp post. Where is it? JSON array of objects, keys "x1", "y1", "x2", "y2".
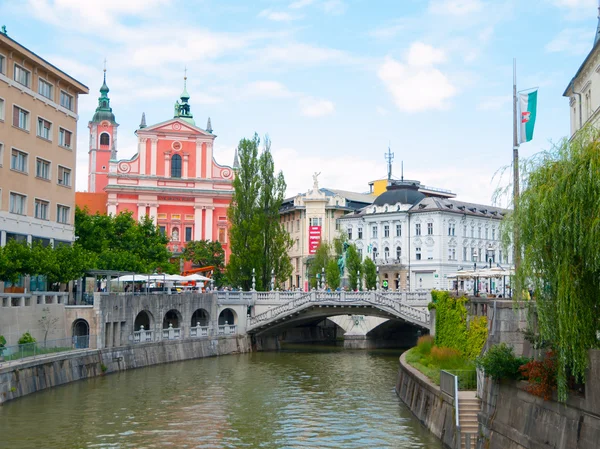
[
  {"x1": 357, "y1": 270, "x2": 361, "y2": 291},
  {"x1": 252, "y1": 268, "x2": 256, "y2": 292},
  {"x1": 376, "y1": 266, "x2": 380, "y2": 291},
  {"x1": 321, "y1": 267, "x2": 325, "y2": 290},
  {"x1": 473, "y1": 262, "x2": 478, "y2": 296},
  {"x1": 271, "y1": 269, "x2": 275, "y2": 291}
]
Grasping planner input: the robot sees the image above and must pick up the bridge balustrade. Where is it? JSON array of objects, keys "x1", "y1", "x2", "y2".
[
  {"x1": 218, "y1": 325, "x2": 237, "y2": 335},
  {"x1": 162, "y1": 324, "x2": 181, "y2": 340},
  {"x1": 133, "y1": 326, "x2": 154, "y2": 343},
  {"x1": 190, "y1": 324, "x2": 211, "y2": 338}
]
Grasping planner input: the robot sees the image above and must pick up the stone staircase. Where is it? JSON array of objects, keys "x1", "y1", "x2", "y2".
[{"x1": 458, "y1": 391, "x2": 480, "y2": 449}]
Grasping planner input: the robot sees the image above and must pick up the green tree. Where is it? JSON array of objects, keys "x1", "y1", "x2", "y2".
[
  {"x1": 227, "y1": 134, "x2": 292, "y2": 290},
  {"x1": 346, "y1": 244, "x2": 362, "y2": 290},
  {"x1": 183, "y1": 240, "x2": 225, "y2": 286},
  {"x1": 0, "y1": 240, "x2": 31, "y2": 284},
  {"x1": 227, "y1": 135, "x2": 262, "y2": 290},
  {"x1": 509, "y1": 127, "x2": 600, "y2": 400},
  {"x1": 363, "y1": 258, "x2": 377, "y2": 290},
  {"x1": 325, "y1": 259, "x2": 341, "y2": 290},
  {"x1": 308, "y1": 242, "x2": 331, "y2": 289}
]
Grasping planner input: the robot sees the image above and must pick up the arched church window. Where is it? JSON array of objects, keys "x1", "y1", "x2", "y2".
[
  {"x1": 171, "y1": 154, "x2": 182, "y2": 178},
  {"x1": 100, "y1": 133, "x2": 110, "y2": 146}
]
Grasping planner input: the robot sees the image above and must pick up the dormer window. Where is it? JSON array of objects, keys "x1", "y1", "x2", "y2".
[{"x1": 171, "y1": 154, "x2": 182, "y2": 178}]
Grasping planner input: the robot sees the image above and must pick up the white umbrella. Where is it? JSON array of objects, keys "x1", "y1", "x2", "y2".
[
  {"x1": 184, "y1": 274, "x2": 213, "y2": 282},
  {"x1": 164, "y1": 274, "x2": 186, "y2": 282}
]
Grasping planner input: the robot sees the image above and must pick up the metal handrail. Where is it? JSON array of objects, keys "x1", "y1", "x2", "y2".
[{"x1": 0, "y1": 335, "x2": 93, "y2": 363}]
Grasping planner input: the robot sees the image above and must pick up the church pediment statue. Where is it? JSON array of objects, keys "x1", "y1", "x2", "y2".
[{"x1": 313, "y1": 172, "x2": 321, "y2": 190}]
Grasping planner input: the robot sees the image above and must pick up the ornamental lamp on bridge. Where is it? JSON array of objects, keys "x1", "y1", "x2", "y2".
[{"x1": 376, "y1": 266, "x2": 380, "y2": 291}]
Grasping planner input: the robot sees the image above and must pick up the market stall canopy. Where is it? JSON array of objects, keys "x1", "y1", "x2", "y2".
[{"x1": 184, "y1": 274, "x2": 213, "y2": 282}]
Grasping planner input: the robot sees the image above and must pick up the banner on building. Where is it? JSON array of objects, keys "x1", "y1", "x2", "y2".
[
  {"x1": 519, "y1": 89, "x2": 538, "y2": 143},
  {"x1": 308, "y1": 226, "x2": 322, "y2": 254}
]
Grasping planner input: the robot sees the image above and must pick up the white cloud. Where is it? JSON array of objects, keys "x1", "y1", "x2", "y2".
[
  {"x1": 289, "y1": 0, "x2": 317, "y2": 8},
  {"x1": 322, "y1": 0, "x2": 346, "y2": 15},
  {"x1": 376, "y1": 106, "x2": 388, "y2": 116},
  {"x1": 428, "y1": 0, "x2": 483, "y2": 16},
  {"x1": 258, "y1": 9, "x2": 299, "y2": 21},
  {"x1": 252, "y1": 43, "x2": 359, "y2": 66},
  {"x1": 378, "y1": 43, "x2": 457, "y2": 112},
  {"x1": 246, "y1": 81, "x2": 295, "y2": 98},
  {"x1": 407, "y1": 42, "x2": 447, "y2": 67},
  {"x1": 546, "y1": 28, "x2": 592, "y2": 55},
  {"x1": 299, "y1": 97, "x2": 335, "y2": 117},
  {"x1": 552, "y1": 0, "x2": 595, "y2": 8},
  {"x1": 477, "y1": 95, "x2": 511, "y2": 111}
]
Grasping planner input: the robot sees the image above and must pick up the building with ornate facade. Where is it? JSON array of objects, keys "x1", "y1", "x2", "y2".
[
  {"x1": 339, "y1": 179, "x2": 512, "y2": 292},
  {"x1": 563, "y1": 9, "x2": 600, "y2": 136},
  {"x1": 279, "y1": 174, "x2": 374, "y2": 289},
  {"x1": 84, "y1": 72, "x2": 236, "y2": 260}
]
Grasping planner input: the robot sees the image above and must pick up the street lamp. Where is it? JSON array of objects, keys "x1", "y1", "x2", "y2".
[
  {"x1": 376, "y1": 266, "x2": 380, "y2": 291},
  {"x1": 357, "y1": 270, "x2": 361, "y2": 291},
  {"x1": 271, "y1": 268, "x2": 275, "y2": 291},
  {"x1": 252, "y1": 268, "x2": 256, "y2": 292},
  {"x1": 321, "y1": 267, "x2": 325, "y2": 290}
]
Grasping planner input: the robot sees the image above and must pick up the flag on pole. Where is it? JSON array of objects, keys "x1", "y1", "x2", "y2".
[{"x1": 519, "y1": 89, "x2": 538, "y2": 143}]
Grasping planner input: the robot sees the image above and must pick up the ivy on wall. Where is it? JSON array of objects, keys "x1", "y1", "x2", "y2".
[{"x1": 430, "y1": 290, "x2": 488, "y2": 360}]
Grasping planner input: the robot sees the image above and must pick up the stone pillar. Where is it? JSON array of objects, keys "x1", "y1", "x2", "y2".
[
  {"x1": 149, "y1": 204, "x2": 158, "y2": 224},
  {"x1": 205, "y1": 207, "x2": 213, "y2": 241},
  {"x1": 150, "y1": 138, "x2": 158, "y2": 176},
  {"x1": 139, "y1": 138, "x2": 147, "y2": 175},
  {"x1": 0, "y1": 230, "x2": 5, "y2": 247},
  {"x1": 137, "y1": 204, "x2": 146, "y2": 221},
  {"x1": 192, "y1": 206, "x2": 203, "y2": 241},
  {"x1": 182, "y1": 153, "x2": 189, "y2": 179},
  {"x1": 164, "y1": 151, "x2": 171, "y2": 177},
  {"x1": 195, "y1": 140, "x2": 203, "y2": 178},
  {"x1": 205, "y1": 142, "x2": 212, "y2": 179}
]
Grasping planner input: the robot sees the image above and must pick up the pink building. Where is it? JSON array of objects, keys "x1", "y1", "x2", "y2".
[{"x1": 87, "y1": 72, "x2": 237, "y2": 261}]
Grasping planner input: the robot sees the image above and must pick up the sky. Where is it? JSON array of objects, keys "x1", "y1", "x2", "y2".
[{"x1": 1, "y1": 0, "x2": 597, "y2": 206}]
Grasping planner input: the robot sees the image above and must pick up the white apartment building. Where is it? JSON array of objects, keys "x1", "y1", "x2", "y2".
[{"x1": 339, "y1": 180, "x2": 512, "y2": 292}]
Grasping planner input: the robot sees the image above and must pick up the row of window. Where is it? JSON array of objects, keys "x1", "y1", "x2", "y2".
[
  {"x1": 157, "y1": 225, "x2": 227, "y2": 244},
  {"x1": 1, "y1": 144, "x2": 72, "y2": 186},
  {"x1": 7, "y1": 191, "x2": 70, "y2": 223},
  {"x1": 360, "y1": 245, "x2": 508, "y2": 264},
  {"x1": 2, "y1": 101, "x2": 73, "y2": 148},
  {"x1": 347, "y1": 223, "x2": 498, "y2": 240},
  {"x1": 0, "y1": 55, "x2": 74, "y2": 110}
]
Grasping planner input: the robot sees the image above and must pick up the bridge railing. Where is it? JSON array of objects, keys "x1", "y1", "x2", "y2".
[
  {"x1": 162, "y1": 325, "x2": 181, "y2": 340},
  {"x1": 133, "y1": 327, "x2": 154, "y2": 343},
  {"x1": 218, "y1": 324, "x2": 237, "y2": 335},
  {"x1": 190, "y1": 325, "x2": 210, "y2": 338}
]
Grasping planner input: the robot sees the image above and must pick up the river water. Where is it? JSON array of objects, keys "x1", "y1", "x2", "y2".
[{"x1": 0, "y1": 345, "x2": 441, "y2": 449}]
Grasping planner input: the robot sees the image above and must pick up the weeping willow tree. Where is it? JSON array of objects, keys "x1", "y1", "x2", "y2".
[{"x1": 509, "y1": 126, "x2": 600, "y2": 401}]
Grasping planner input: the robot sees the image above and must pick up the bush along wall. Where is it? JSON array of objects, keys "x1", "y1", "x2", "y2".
[{"x1": 430, "y1": 290, "x2": 488, "y2": 359}]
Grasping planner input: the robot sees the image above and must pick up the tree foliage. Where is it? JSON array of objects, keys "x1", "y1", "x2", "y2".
[
  {"x1": 325, "y1": 259, "x2": 341, "y2": 290},
  {"x1": 363, "y1": 258, "x2": 377, "y2": 290},
  {"x1": 346, "y1": 244, "x2": 362, "y2": 290},
  {"x1": 509, "y1": 127, "x2": 600, "y2": 400},
  {"x1": 308, "y1": 242, "x2": 331, "y2": 289},
  {"x1": 227, "y1": 134, "x2": 292, "y2": 290},
  {"x1": 183, "y1": 240, "x2": 225, "y2": 285}
]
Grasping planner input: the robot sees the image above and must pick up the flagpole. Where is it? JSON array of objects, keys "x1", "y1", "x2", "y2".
[{"x1": 512, "y1": 58, "x2": 521, "y2": 298}]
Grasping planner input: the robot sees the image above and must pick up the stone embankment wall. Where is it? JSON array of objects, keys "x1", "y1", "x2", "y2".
[
  {"x1": 0, "y1": 335, "x2": 277, "y2": 405},
  {"x1": 395, "y1": 352, "x2": 458, "y2": 448},
  {"x1": 477, "y1": 349, "x2": 600, "y2": 449}
]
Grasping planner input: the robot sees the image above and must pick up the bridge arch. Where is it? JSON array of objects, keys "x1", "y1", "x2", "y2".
[
  {"x1": 218, "y1": 308, "x2": 237, "y2": 325},
  {"x1": 134, "y1": 310, "x2": 154, "y2": 331},
  {"x1": 72, "y1": 318, "x2": 90, "y2": 348},
  {"x1": 163, "y1": 309, "x2": 182, "y2": 329},
  {"x1": 191, "y1": 308, "x2": 210, "y2": 327}
]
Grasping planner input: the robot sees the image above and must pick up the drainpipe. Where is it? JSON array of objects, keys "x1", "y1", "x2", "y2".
[{"x1": 571, "y1": 79, "x2": 583, "y2": 130}]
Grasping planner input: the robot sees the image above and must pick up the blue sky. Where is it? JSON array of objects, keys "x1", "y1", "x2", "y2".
[{"x1": 2, "y1": 0, "x2": 597, "y2": 205}]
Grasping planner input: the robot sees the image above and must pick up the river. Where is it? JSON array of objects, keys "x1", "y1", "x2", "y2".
[{"x1": 0, "y1": 345, "x2": 441, "y2": 448}]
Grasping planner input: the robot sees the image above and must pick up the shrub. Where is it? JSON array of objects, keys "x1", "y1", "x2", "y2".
[
  {"x1": 430, "y1": 346, "x2": 464, "y2": 370},
  {"x1": 465, "y1": 316, "x2": 488, "y2": 360},
  {"x1": 0, "y1": 335, "x2": 6, "y2": 347},
  {"x1": 432, "y1": 291, "x2": 469, "y2": 354},
  {"x1": 476, "y1": 343, "x2": 530, "y2": 381},
  {"x1": 18, "y1": 332, "x2": 36, "y2": 345},
  {"x1": 416, "y1": 335, "x2": 434, "y2": 356},
  {"x1": 519, "y1": 350, "x2": 557, "y2": 400}
]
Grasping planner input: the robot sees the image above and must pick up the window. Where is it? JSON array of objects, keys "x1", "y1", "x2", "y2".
[
  {"x1": 10, "y1": 193, "x2": 27, "y2": 215},
  {"x1": 478, "y1": 226, "x2": 482, "y2": 238},
  {"x1": 13, "y1": 106, "x2": 29, "y2": 130},
  {"x1": 478, "y1": 248, "x2": 482, "y2": 262},
  {"x1": 358, "y1": 248, "x2": 363, "y2": 259},
  {"x1": 185, "y1": 226, "x2": 193, "y2": 241},
  {"x1": 14, "y1": 64, "x2": 31, "y2": 87},
  {"x1": 372, "y1": 225, "x2": 378, "y2": 238},
  {"x1": 335, "y1": 219, "x2": 340, "y2": 231},
  {"x1": 34, "y1": 199, "x2": 49, "y2": 220},
  {"x1": 415, "y1": 223, "x2": 421, "y2": 236},
  {"x1": 472, "y1": 248, "x2": 477, "y2": 262},
  {"x1": 463, "y1": 225, "x2": 467, "y2": 236},
  {"x1": 372, "y1": 247, "x2": 378, "y2": 261},
  {"x1": 0, "y1": 54, "x2": 5, "y2": 74},
  {"x1": 57, "y1": 205, "x2": 70, "y2": 224},
  {"x1": 499, "y1": 249, "x2": 503, "y2": 263},
  {"x1": 38, "y1": 79, "x2": 53, "y2": 100},
  {"x1": 59, "y1": 128, "x2": 72, "y2": 148},
  {"x1": 36, "y1": 158, "x2": 50, "y2": 180},
  {"x1": 218, "y1": 227, "x2": 226, "y2": 243},
  {"x1": 463, "y1": 247, "x2": 467, "y2": 261},
  {"x1": 384, "y1": 224, "x2": 389, "y2": 238},
  {"x1": 60, "y1": 91, "x2": 73, "y2": 111},
  {"x1": 171, "y1": 154, "x2": 182, "y2": 178},
  {"x1": 448, "y1": 248, "x2": 456, "y2": 260},
  {"x1": 415, "y1": 247, "x2": 422, "y2": 260},
  {"x1": 427, "y1": 249, "x2": 433, "y2": 260},
  {"x1": 347, "y1": 228, "x2": 352, "y2": 240},
  {"x1": 0, "y1": 143, "x2": 3, "y2": 166},
  {"x1": 396, "y1": 224, "x2": 401, "y2": 237},
  {"x1": 296, "y1": 219, "x2": 299, "y2": 231},
  {"x1": 10, "y1": 149, "x2": 27, "y2": 172},
  {"x1": 37, "y1": 118, "x2": 52, "y2": 140},
  {"x1": 0, "y1": 98, "x2": 4, "y2": 120},
  {"x1": 396, "y1": 246, "x2": 401, "y2": 260},
  {"x1": 159, "y1": 226, "x2": 166, "y2": 236},
  {"x1": 427, "y1": 223, "x2": 433, "y2": 235},
  {"x1": 492, "y1": 228, "x2": 496, "y2": 240},
  {"x1": 58, "y1": 166, "x2": 71, "y2": 187},
  {"x1": 309, "y1": 217, "x2": 322, "y2": 227},
  {"x1": 485, "y1": 228, "x2": 489, "y2": 239},
  {"x1": 448, "y1": 223, "x2": 455, "y2": 236},
  {"x1": 358, "y1": 227, "x2": 363, "y2": 239},
  {"x1": 100, "y1": 133, "x2": 110, "y2": 146},
  {"x1": 384, "y1": 247, "x2": 390, "y2": 260},
  {"x1": 470, "y1": 227, "x2": 474, "y2": 238},
  {"x1": 296, "y1": 239, "x2": 299, "y2": 250}
]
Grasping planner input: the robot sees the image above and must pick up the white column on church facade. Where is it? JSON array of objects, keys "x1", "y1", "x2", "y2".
[
  {"x1": 194, "y1": 206, "x2": 203, "y2": 240},
  {"x1": 204, "y1": 207, "x2": 213, "y2": 241},
  {"x1": 150, "y1": 138, "x2": 158, "y2": 175},
  {"x1": 205, "y1": 142, "x2": 212, "y2": 179},
  {"x1": 149, "y1": 204, "x2": 158, "y2": 224},
  {"x1": 164, "y1": 152, "x2": 171, "y2": 177},
  {"x1": 139, "y1": 138, "x2": 147, "y2": 175},
  {"x1": 183, "y1": 153, "x2": 189, "y2": 179},
  {"x1": 137, "y1": 204, "x2": 146, "y2": 221},
  {"x1": 195, "y1": 140, "x2": 202, "y2": 178}
]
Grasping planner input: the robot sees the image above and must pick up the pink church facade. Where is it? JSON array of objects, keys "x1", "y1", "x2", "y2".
[{"x1": 87, "y1": 74, "x2": 236, "y2": 261}]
